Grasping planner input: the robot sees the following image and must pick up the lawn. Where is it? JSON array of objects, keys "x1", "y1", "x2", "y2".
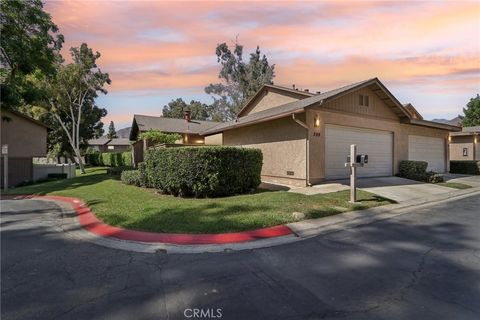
[
  {"x1": 5, "y1": 167, "x2": 395, "y2": 234},
  {"x1": 437, "y1": 182, "x2": 472, "y2": 190}
]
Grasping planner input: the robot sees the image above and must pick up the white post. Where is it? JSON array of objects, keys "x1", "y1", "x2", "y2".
[{"x1": 350, "y1": 144, "x2": 357, "y2": 203}]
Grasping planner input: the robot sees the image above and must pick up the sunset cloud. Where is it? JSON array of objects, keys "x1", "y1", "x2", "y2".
[{"x1": 44, "y1": 0, "x2": 480, "y2": 128}]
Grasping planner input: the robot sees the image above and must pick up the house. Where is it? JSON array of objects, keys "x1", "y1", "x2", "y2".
[
  {"x1": 129, "y1": 111, "x2": 220, "y2": 166},
  {"x1": 88, "y1": 138, "x2": 131, "y2": 153},
  {"x1": 449, "y1": 126, "x2": 480, "y2": 161},
  {"x1": 1, "y1": 110, "x2": 48, "y2": 187},
  {"x1": 201, "y1": 78, "x2": 461, "y2": 187}
]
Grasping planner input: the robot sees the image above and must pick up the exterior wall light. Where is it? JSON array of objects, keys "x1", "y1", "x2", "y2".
[
  {"x1": 314, "y1": 115, "x2": 320, "y2": 128},
  {"x1": 448, "y1": 136, "x2": 451, "y2": 143}
]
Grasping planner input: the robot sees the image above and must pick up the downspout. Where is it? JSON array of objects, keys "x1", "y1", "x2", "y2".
[{"x1": 292, "y1": 113, "x2": 311, "y2": 186}]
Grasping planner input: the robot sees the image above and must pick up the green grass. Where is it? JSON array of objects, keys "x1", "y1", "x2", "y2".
[
  {"x1": 438, "y1": 182, "x2": 472, "y2": 190},
  {"x1": 5, "y1": 167, "x2": 395, "y2": 234}
]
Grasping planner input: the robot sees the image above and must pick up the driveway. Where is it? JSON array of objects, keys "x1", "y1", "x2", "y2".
[{"x1": 1, "y1": 194, "x2": 479, "y2": 320}]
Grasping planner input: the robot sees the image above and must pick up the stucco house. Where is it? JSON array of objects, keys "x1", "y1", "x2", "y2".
[
  {"x1": 1, "y1": 110, "x2": 48, "y2": 187},
  {"x1": 202, "y1": 78, "x2": 461, "y2": 187},
  {"x1": 129, "y1": 111, "x2": 221, "y2": 165},
  {"x1": 88, "y1": 138, "x2": 131, "y2": 153},
  {"x1": 449, "y1": 126, "x2": 480, "y2": 161}
]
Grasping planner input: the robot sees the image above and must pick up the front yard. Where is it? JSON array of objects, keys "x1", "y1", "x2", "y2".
[{"x1": 5, "y1": 167, "x2": 394, "y2": 233}]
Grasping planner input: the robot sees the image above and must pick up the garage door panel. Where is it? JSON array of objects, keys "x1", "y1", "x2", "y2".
[
  {"x1": 408, "y1": 135, "x2": 445, "y2": 172},
  {"x1": 325, "y1": 125, "x2": 393, "y2": 179}
]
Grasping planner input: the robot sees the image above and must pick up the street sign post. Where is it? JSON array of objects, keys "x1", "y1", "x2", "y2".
[{"x1": 2, "y1": 144, "x2": 8, "y2": 191}]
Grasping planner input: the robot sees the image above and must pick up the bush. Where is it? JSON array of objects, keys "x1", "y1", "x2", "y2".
[
  {"x1": 47, "y1": 173, "x2": 67, "y2": 179},
  {"x1": 450, "y1": 161, "x2": 480, "y2": 175},
  {"x1": 142, "y1": 146, "x2": 263, "y2": 197},
  {"x1": 424, "y1": 171, "x2": 445, "y2": 183},
  {"x1": 399, "y1": 160, "x2": 428, "y2": 181},
  {"x1": 107, "y1": 166, "x2": 133, "y2": 176},
  {"x1": 85, "y1": 151, "x2": 133, "y2": 167},
  {"x1": 121, "y1": 170, "x2": 143, "y2": 186}
]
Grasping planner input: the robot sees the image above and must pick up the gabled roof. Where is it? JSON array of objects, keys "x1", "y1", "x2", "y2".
[
  {"x1": 107, "y1": 138, "x2": 130, "y2": 146},
  {"x1": 129, "y1": 115, "x2": 219, "y2": 140},
  {"x1": 403, "y1": 103, "x2": 424, "y2": 120},
  {"x1": 88, "y1": 138, "x2": 110, "y2": 146},
  {"x1": 2, "y1": 109, "x2": 49, "y2": 129},
  {"x1": 202, "y1": 78, "x2": 461, "y2": 135},
  {"x1": 237, "y1": 83, "x2": 315, "y2": 117}
]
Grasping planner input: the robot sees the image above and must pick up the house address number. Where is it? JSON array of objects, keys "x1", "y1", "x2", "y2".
[{"x1": 313, "y1": 132, "x2": 321, "y2": 137}]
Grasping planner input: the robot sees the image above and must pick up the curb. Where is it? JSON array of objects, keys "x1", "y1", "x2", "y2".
[{"x1": 9, "y1": 195, "x2": 293, "y2": 245}]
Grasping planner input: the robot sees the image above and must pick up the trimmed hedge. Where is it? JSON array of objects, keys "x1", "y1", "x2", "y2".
[
  {"x1": 121, "y1": 170, "x2": 143, "y2": 186},
  {"x1": 450, "y1": 161, "x2": 480, "y2": 175},
  {"x1": 85, "y1": 151, "x2": 132, "y2": 167},
  {"x1": 399, "y1": 160, "x2": 428, "y2": 181},
  {"x1": 398, "y1": 160, "x2": 444, "y2": 183},
  {"x1": 142, "y1": 146, "x2": 263, "y2": 197}
]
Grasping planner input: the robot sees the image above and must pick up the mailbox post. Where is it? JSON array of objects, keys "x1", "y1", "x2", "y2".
[{"x1": 345, "y1": 144, "x2": 368, "y2": 203}]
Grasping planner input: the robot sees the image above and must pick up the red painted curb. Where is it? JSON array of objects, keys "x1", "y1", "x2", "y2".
[{"x1": 11, "y1": 195, "x2": 293, "y2": 245}]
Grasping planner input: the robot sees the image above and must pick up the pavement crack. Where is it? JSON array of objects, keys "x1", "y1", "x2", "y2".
[{"x1": 405, "y1": 247, "x2": 434, "y2": 290}]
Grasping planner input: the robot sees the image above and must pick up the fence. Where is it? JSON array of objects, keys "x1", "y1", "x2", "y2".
[{"x1": 33, "y1": 163, "x2": 76, "y2": 181}]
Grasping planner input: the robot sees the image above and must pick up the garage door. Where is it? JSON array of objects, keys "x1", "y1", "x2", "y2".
[
  {"x1": 325, "y1": 125, "x2": 393, "y2": 179},
  {"x1": 408, "y1": 135, "x2": 445, "y2": 172}
]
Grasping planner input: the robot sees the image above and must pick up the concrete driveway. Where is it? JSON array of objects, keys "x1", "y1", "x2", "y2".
[
  {"x1": 1, "y1": 194, "x2": 480, "y2": 320},
  {"x1": 443, "y1": 173, "x2": 480, "y2": 187}
]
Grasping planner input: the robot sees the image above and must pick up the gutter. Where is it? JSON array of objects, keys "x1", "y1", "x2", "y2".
[{"x1": 292, "y1": 113, "x2": 311, "y2": 186}]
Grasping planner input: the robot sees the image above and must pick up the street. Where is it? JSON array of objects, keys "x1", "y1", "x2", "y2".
[{"x1": 1, "y1": 195, "x2": 479, "y2": 320}]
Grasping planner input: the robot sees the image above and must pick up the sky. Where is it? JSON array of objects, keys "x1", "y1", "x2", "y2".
[{"x1": 44, "y1": 0, "x2": 480, "y2": 129}]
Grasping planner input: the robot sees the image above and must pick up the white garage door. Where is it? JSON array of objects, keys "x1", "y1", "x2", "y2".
[
  {"x1": 325, "y1": 125, "x2": 393, "y2": 179},
  {"x1": 408, "y1": 135, "x2": 445, "y2": 172}
]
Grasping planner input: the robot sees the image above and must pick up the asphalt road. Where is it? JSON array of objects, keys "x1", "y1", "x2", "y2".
[{"x1": 1, "y1": 195, "x2": 479, "y2": 320}]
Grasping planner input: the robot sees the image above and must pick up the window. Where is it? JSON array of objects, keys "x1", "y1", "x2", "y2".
[
  {"x1": 108, "y1": 145, "x2": 114, "y2": 150},
  {"x1": 359, "y1": 94, "x2": 369, "y2": 106}
]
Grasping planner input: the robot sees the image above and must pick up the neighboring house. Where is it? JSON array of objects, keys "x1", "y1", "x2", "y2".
[
  {"x1": 449, "y1": 126, "x2": 480, "y2": 161},
  {"x1": 129, "y1": 111, "x2": 220, "y2": 166},
  {"x1": 1, "y1": 110, "x2": 48, "y2": 187},
  {"x1": 87, "y1": 138, "x2": 131, "y2": 153},
  {"x1": 202, "y1": 78, "x2": 461, "y2": 187}
]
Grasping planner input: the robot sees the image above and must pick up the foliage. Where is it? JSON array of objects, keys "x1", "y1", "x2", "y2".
[
  {"x1": 138, "y1": 129, "x2": 181, "y2": 145},
  {"x1": 142, "y1": 146, "x2": 263, "y2": 197},
  {"x1": 450, "y1": 161, "x2": 480, "y2": 175},
  {"x1": 37, "y1": 43, "x2": 111, "y2": 173},
  {"x1": 107, "y1": 121, "x2": 117, "y2": 139},
  {"x1": 162, "y1": 98, "x2": 214, "y2": 121},
  {"x1": 460, "y1": 94, "x2": 480, "y2": 126},
  {"x1": 7, "y1": 167, "x2": 394, "y2": 234},
  {"x1": 0, "y1": 0, "x2": 64, "y2": 109},
  {"x1": 85, "y1": 151, "x2": 132, "y2": 167},
  {"x1": 205, "y1": 42, "x2": 275, "y2": 121},
  {"x1": 121, "y1": 170, "x2": 143, "y2": 186},
  {"x1": 424, "y1": 171, "x2": 445, "y2": 183},
  {"x1": 398, "y1": 160, "x2": 428, "y2": 181}
]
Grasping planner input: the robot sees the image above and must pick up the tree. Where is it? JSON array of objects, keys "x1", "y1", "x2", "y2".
[
  {"x1": 0, "y1": 0, "x2": 64, "y2": 109},
  {"x1": 108, "y1": 121, "x2": 117, "y2": 139},
  {"x1": 162, "y1": 98, "x2": 213, "y2": 120},
  {"x1": 138, "y1": 130, "x2": 181, "y2": 144},
  {"x1": 205, "y1": 41, "x2": 275, "y2": 121},
  {"x1": 460, "y1": 94, "x2": 480, "y2": 126},
  {"x1": 38, "y1": 43, "x2": 111, "y2": 173}
]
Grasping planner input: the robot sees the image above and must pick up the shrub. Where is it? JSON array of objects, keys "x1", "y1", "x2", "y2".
[
  {"x1": 142, "y1": 146, "x2": 263, "y2": 197},
  {"x1": 424, "y1": 171, "x2": 445, "y2": 183},
  {"x1": 450, "y1": 161, "x2": 480, "y2": 175},
  {"x1": 85, "y1": 151, "x2": 133, "y2": 167},
  {"x1": 47, "y1": 173, "x2": 67, "y2": 179},
  {"x1": 399, "y1": 160, "x2": 428, "y2": 181},
  {"x1": 107, "y1": 166, "x2": 133, "y2": 176},
  {"x1": 121, "y1": 170, "x2": 143, "y2": 186}
]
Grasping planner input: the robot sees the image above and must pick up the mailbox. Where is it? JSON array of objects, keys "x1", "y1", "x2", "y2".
[{"x1": 346, "y1": 154, "x2": 369, "y2": 165}]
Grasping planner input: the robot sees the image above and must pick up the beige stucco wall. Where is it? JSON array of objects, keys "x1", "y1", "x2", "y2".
[
  {"x1": 223, "y1": 115, "x2": 307, "y2": 186},
  {"x1": 449, "y1": 135, "x2": 477, "y2": 160},
  {"x1": 1, "y1": 111, "x2": 47, "y2": 157},
  {"x1": 307, "y1": 89, "x2": 449, "y2": 182},
  {"x1": 242, "y1": 89, "x2": 302, "y2": 116},
  {"x1": 204, "y1": 133, "x2": 223, "y2": 145}
]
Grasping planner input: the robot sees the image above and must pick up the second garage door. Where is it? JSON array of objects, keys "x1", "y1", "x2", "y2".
[
  {"x1": 408, "y1": 135, "x2": 446, "y2": 172},
  {"x1": 325, "y1": 125, "x2": 393, "y2": 179}
]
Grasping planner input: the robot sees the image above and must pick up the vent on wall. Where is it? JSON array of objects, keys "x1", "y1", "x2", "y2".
[
  {"x1": 287, "y1": 171, "x2": 294, "y2": 176},
  {"x1": 359, "y1": 94, "x2": 370, "y2": 107}
]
